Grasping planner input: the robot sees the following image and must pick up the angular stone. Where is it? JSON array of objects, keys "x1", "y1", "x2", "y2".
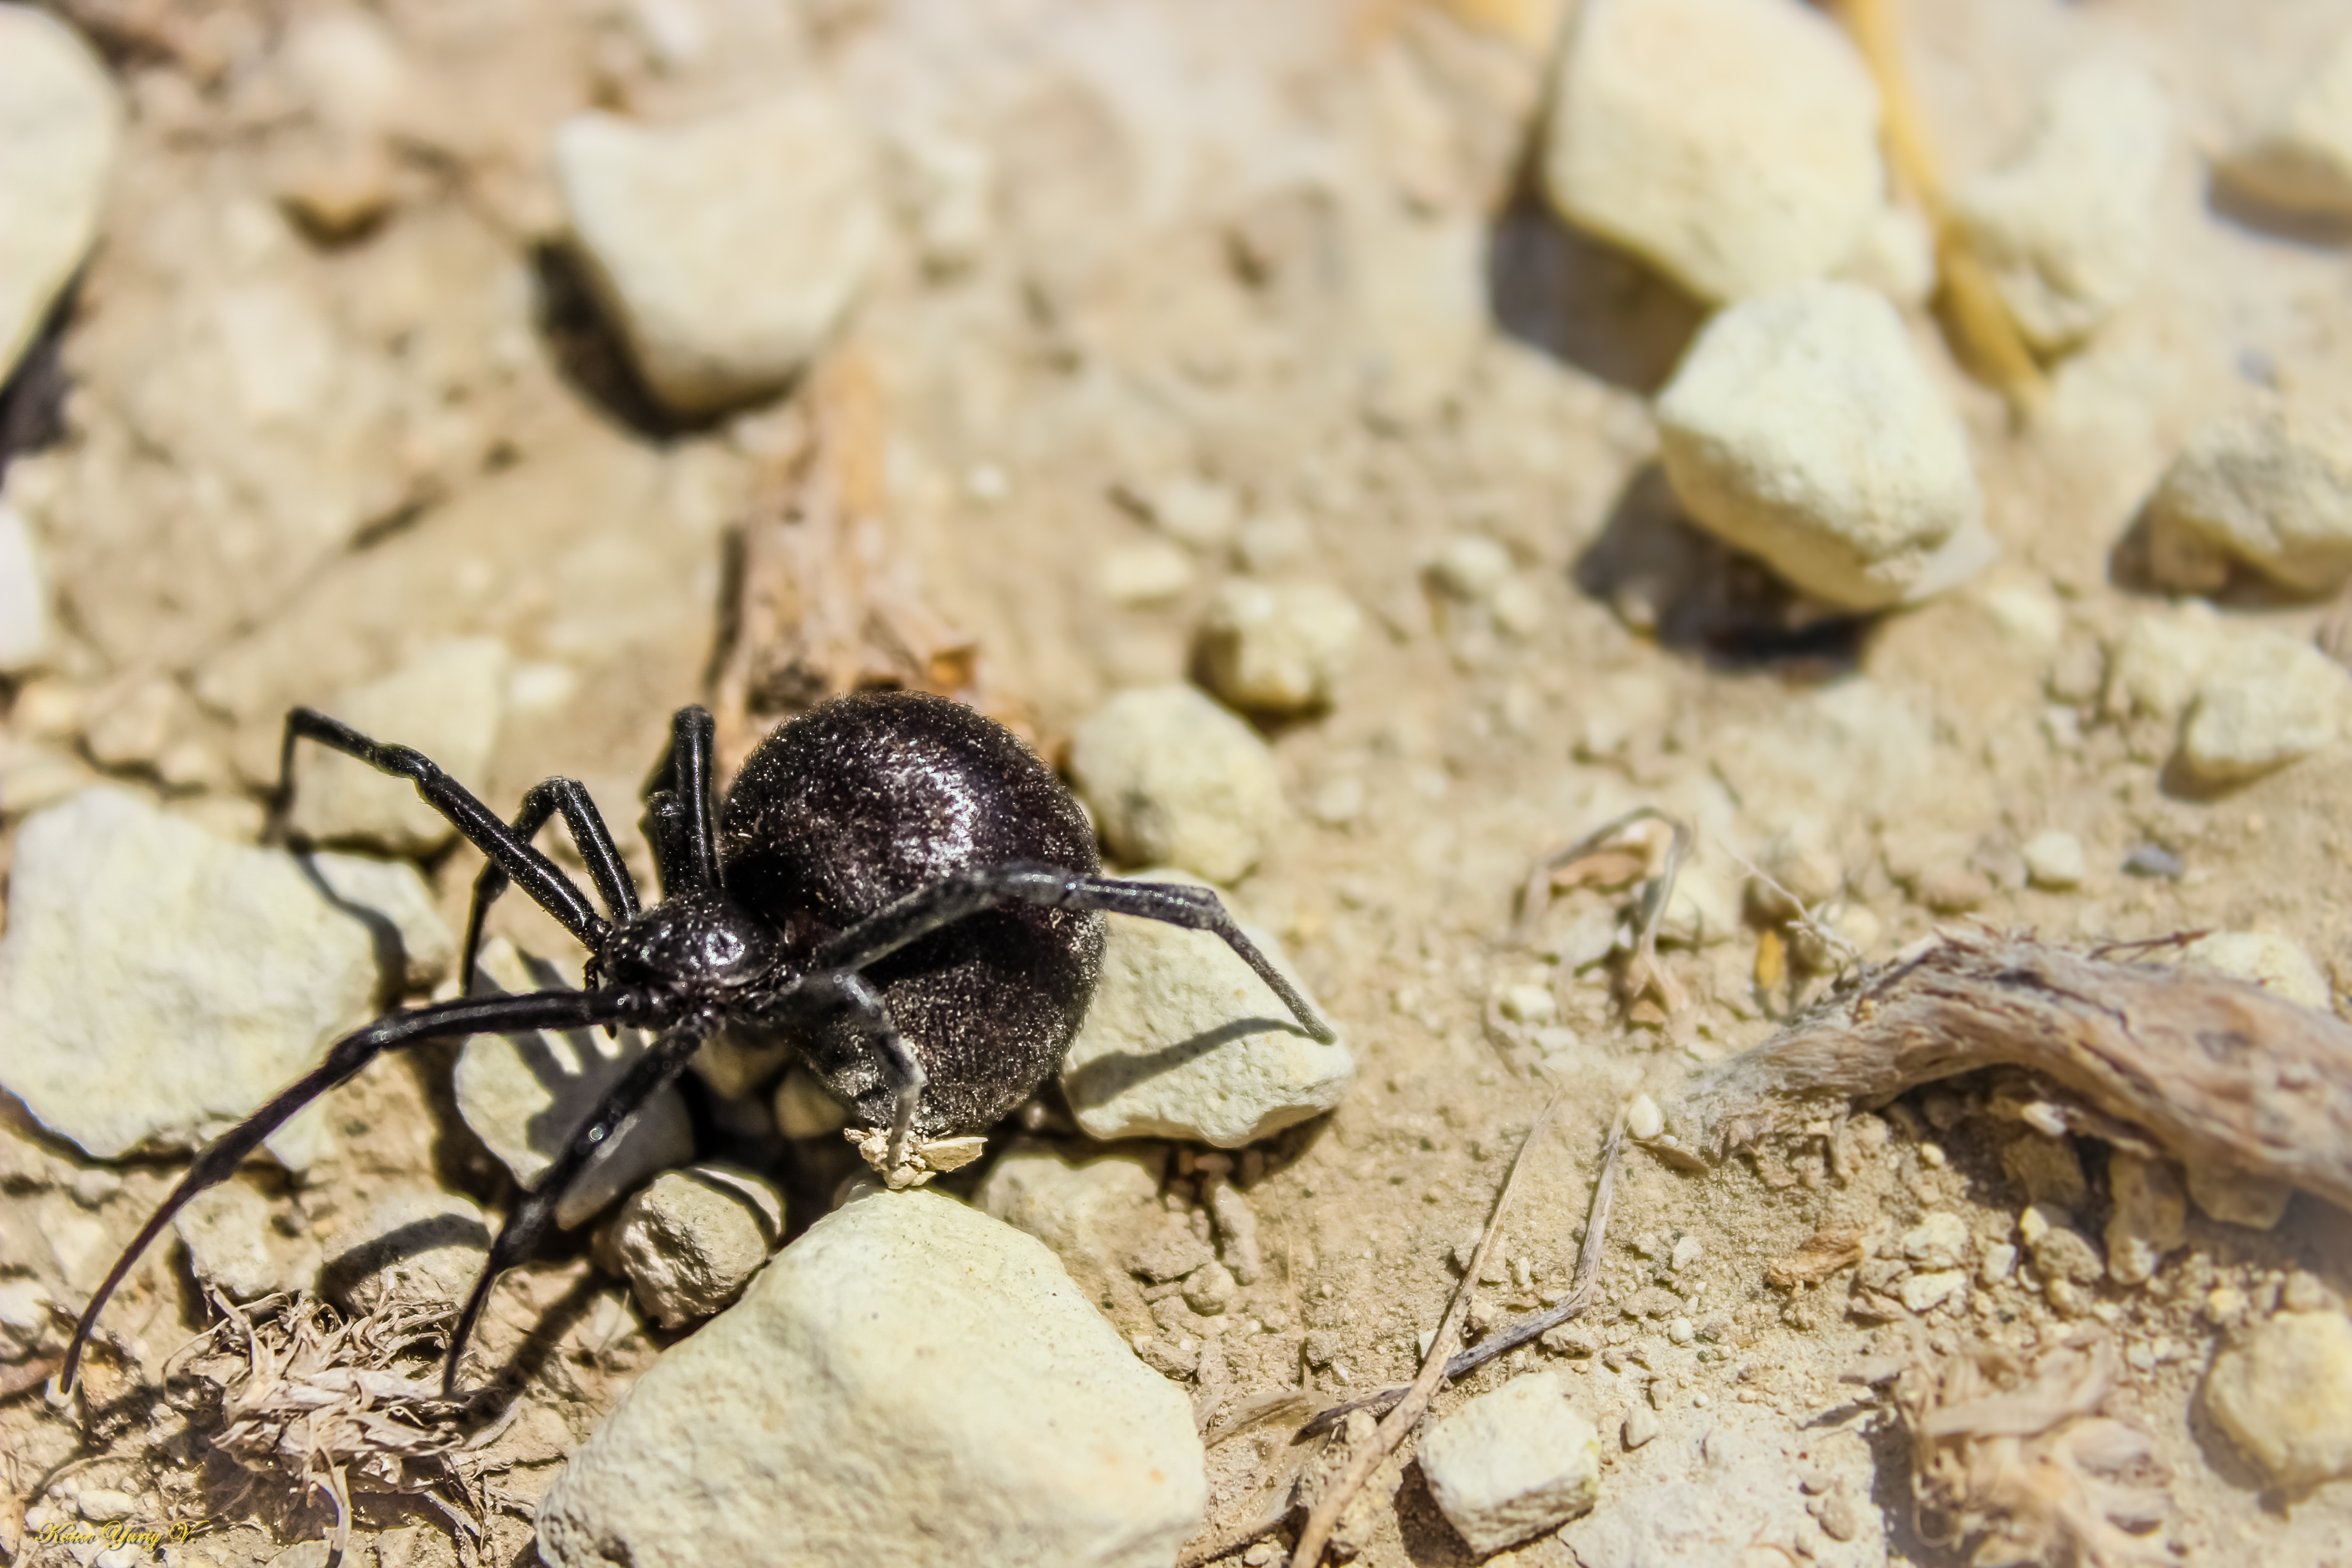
[
  {"x1": 974, "y1": 1140, "x2": 1164, "y2": 1337},
  {"x1": 2218, "y1": 32, "x2": 2352, "y2": 217},
  {"x1": 288, "y1": 637, "x2": 510, "y2": 855},
  {"x1": 536, "y1": 1190, "x2": 1205, "y2": 1568},
  {"x1": 2206, "y1": 1309, "x2": 2352, "y2": 1487},
  {"x1": 0, "y1": 788, "x2": 444, "y2": 1168},
  {"x1": 453, "y1": 938, "x2": 694, "y2": 1230},
  {"x1": 1061, "y1": 872, "x2": 1352, "y2": 1147},
  {"x1": 0, "y1": 6, "x2": 120, "y2": 379},
  {"x1": 2146, "y1": 396, "x2": 2352, "y2": 596},
  {"x1": 1951, "y1": 60, "x2": 2167, "y2": 351},
  {"x1": 1197, "y1": 580, "x2": 1362, "y2": 715},
  {"x1": 556, "y1": 93, "x2": 884, "y2": 416},
  {"x1": 1068, "y1": 686, "x2": 1282, "y2": 885},
  {"x1": 2179, "y1": 931, "x2": 2331, "y2": 1010},
  {"x1": 1542, "y1": 0, "x2": 1882, "y2": 304},
  {"x1": 2177, "y1": 635, "x2": 2346, "y2": 787},
  {"x1": 320, "y1": 1192, "x2": 490, "y2": 1314},
  {"x1": 1418, "y1": 1373, "x2": 1601, "y2": 1555},
  {"x1": 1657, "y1": 282, "x2": 1991, "y2": 611},
  {"x1": 1900, "y1": 1212, "x2": 1971, "y2": 1273},
  {"x1": 174, "y1": 1182, "x2": 322, "y2": 1302},
  {"x1": 608, "y1": 1165, "x2": 783, "y2": 1329}
]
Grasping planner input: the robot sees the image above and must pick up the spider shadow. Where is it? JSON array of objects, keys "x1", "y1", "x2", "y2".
[
  {"x1": 1487, "y1": 177, "x2": 1705, "y2": 397},
  {"x1": 1060, "y1": 1017, "x2": 1311, "y2": 1109}
]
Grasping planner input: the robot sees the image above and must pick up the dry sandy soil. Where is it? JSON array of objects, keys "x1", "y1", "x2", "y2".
[{"x1": 5, "y1": 0, "x2": 2352, "y2": 1564}]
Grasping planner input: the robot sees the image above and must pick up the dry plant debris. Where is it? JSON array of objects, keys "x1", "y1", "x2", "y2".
[
  {"x1": 1514, "y1": 807, "x2": 1692, "y2": 1017},
  {"x1": 1764, "y1": 1226, "x2": 1869, "y2": 1290},
  {"x1": 1852, "y1": 1329, "x2": 2171, "y2": 1567},
  {"x1": 167, "y1": 1291, "x2": 505, "y2": 1563},
  {"x1": 1670, "y1": 929, "x2": 2352, "y2": 1214},
  {"x1": 706, "y1": 348, "x2": 1015, "y2": 778}
]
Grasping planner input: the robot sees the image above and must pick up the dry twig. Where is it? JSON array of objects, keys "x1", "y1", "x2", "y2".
[
  {"x1": 707, "y1": 348, "x2": 1016, "y2": 778},
  {"x1": 1850, "y1": 1329, "x2": 2170, "y2": 1567},
  {"x1": 1666, "y1": 929, "x2": 2352, "y2": 1213},
  {"x1": 1287, "y1": 1097, "x2": 1562, "y2": 1567},
  {"x1": 1515, "y1": 809, "x2": 1692, "y2": 1015}
]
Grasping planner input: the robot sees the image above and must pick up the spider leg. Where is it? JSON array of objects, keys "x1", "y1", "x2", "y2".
[
  {"x1": 638, "y1": 706, "x2": 719, "y2": 897},
  {"x1": 59, "y1": 990, "x2": 618, "y2": 1395},
  {"x1": 823, "y1": 971, "x2": 928, "y2": 1172},
  {"x1": 443, "y1": 1015, "x2": 713, "y2": 1394},
  {"x1": 462, "y1": 779, "x2": 642, "y2": 996},
  {"x1": 270, "y1": 708, "x2": 609, "y2": 954},
  {"x1": 812, "y1": 864, "x2": 1338, "y2": 1044}
]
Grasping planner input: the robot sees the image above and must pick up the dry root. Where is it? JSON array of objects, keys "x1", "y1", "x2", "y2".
[
  {"x1": 168, "y1": 1292, "x2": 505, "y2": 1563},
  {"x1": 1854, "y1": 1330, "x2": 2170, "y2": 1567}
]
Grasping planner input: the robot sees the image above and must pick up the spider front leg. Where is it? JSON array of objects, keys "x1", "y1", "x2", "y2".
[
  {"x1": 443, "y1": 1015, "x2": 711, "y2": 1393},
  {"x1": 59, "y1": 990, "x2": 617, "y2": 1394},
  {"x1": 462, "y1": 778, "x2": 642, "y2": 996},
  {"x1": 270, "y1": 707, "x2": 611, "y2": 956}
]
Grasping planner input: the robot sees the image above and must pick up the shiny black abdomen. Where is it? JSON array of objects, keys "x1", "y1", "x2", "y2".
[{"x1": 716, "y1": 690, "x2": 1105, "y2": 1137}]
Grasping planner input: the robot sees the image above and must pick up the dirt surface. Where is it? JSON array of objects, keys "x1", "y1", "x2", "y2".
[{"x1": 6, "y1": 0, "x2": 2352, "y2": 1564}]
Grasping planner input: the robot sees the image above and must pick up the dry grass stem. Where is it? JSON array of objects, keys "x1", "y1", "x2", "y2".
[
  {"x1": 1516, "y1": 809, "x2": 1692, "y2": 1016},
  {"x1": 169, "y1": 1292, "x2": 503, "y2": 1564},
  {"x1": 1288, "y1": 1096, "x2": 1562, "y2": 1567}
]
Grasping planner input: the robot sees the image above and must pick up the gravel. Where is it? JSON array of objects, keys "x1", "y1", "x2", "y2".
[
  {"x1": 0, "y1": 5, "x2": 120, "y2": 381},
  {"x1": 2145, "y1": 394, "x2": 2352, "y2": 596},
  {"x1": 2217, "y1": 30, "x2": 2352, "y2": 216},
  {"x1": 1416, "y1": 1372, "x2": 1601, "y2": 1556},
  {"x1": 2205, "y1": 1308, "x2": 2352, "y2": 1487},
  {"x1": 1656, "y1": 281, "x2": 1992, "y2": 611},
  {"x1": 0, "y1": 787, "x2": 445, "y2": 1168},
  {"x1": 555, "y1": 92, "x2": 884, "y2": 416},
  {"x1": 535, "y1": 1188, "x2": 1206, "y2": 1568},
  {"x1": 1899, "y1": 1212, "x2": 1971, "y2": 1273},
  {"x1": 2022, "y1": 829, "x2": 2086, "y2": 890},
  {"x1": 1059, "y1": 870, "x2": 1353, "y2": 1147},
  {"x1": 1542, "y1": 0, "x2": 1884, "y2": 304},
  {"x1": 286, "y1": 637, "x2": 510, "y2": 855},
  {"x1": 2104, "y1": 1152, "x2": 2187, "y2": 1287},
  {"x1": 606, "y1": 1164, "x2": 784, "y2": 1328},
  {"x1": 2176, "y1": 634, "x2": 2347, "y2": 787},
  {"x1": 1950, "y1": 59, "x2": 2168, "y2": 352},
  {"x1": 1196, "y1": 579, "x2": 1362, "y2": 714},
  {"x1": 1067, "y1": 684, "x2": 1283, "y2": 884},
  {"x1": 453, "y1": 937, "x2": 695, "y2": 1230}
]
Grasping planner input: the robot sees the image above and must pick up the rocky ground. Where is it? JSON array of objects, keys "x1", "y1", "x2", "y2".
[{"x1": 5, "y1": 0, "x2": 2352, "y2": 1564}]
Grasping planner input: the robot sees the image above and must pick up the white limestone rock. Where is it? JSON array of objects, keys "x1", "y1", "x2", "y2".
[
  {"x1": 1060, "y1": 871, "x2": 1352, "y2": 1148},
  {"x1": 0, "y1": 788, "x2": 446, "y2": 1168},
  {"x1": 536, "y1": 1188, "x2": 1206, "y2": 1568},
  {"x1": 2145, "y1": 396, "x2": 2352, "y2": 596},
  {"x1": 1951, "y1": 61, "x2": 2168, "y2": 352},
  {"x1": 1197, "y1": 580, "x2": 1362, "y2": 715},
  {"x1": 0, "y1": 6, "x2": 121, "y2": 380},
  {"x1": 1418, "y1": 1373, "x2": 1601, "y2": 1556},
  {"x1": 2023, "y1": 830, "x2": 2086, "y2": 891},
  {"x1": 608, "y1": 1165, "x2": 783, "y2": 1328},
  {"x1": 0, "y1": 498, "x2": 52, "y2": 671},
  {"x1": 1900, "y1": 1212, "x2": 1971, "y2": 1274},
  {"x1": 2102, "y1": 601, "x2": 2230, "y2": 724},
  {"x1": 2176, "y1": 635, "x2": 2347, "y2": 787},
  {"x1": 2218, "y1": 32, "x2": 2352, "y2": 217},
  {"x1": 174, "y1": 1182, "x2": 322, "y2": 1302},
  {"x1": 288, "y1": 638, "x2": 510, "y2": 856},
  {"x1": 2178, "y1": 931, "x2": 2332, "y2": 1010},
  {"x1": 975, "y1": 1139, "x2": 1164, "y2": 1337},
  {"x1": 1542, "y1": 0, "x2": 1882, "y2": 304},
  {"x1": 1068, "y1": 685, "x2": 1282, "y2": 884},
  {"x1": 320, "y1": 1192, "x2": 490, "y2": 1313},
  {"x1": 1656, "y1": 282, "x2": 1992, "y2": 611},
  {"x1": 2205, "y1": 1308, "x2": 2352, "y2": 1487},
  {"x1": 556, "y1": 93, "x2": 884, "y2": 416},
  {"x1": 453, "y1": 938, "x2": 695, "y2": 1230}
]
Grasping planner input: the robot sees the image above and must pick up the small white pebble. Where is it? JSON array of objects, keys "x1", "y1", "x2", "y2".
[
  {"x1": 1691, "y1": 1393, "x2": 1709, "y2": 1408},
  {"x1": 1920, "y1": 1144, "x2": 1947, "y2": 1168},
  {"x1": 1627, "y1": 1093, "x2": 1664, "y2": 1141},
  {"x1": 2023, "y1": 830, "x2": 2086, "y2": 891},
  {"x1": 965, "y1": 463, "x2": 1009, "y2": 502},
  {"x1": 1499, "y1": 983, "x2": 1556, "y2": 1025},
  {"x1": 1667, "y1": 1317, "x2": 1695, "y2": 1345}
]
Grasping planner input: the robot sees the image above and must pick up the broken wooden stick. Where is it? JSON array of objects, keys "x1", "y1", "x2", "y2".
[{"x1": 1666, "y1": 929, "x2": 2352, "y2": 1214}]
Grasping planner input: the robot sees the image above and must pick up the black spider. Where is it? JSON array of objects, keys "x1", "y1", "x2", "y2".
[{"x1": 60, "y1": 689, "x2": 1332, "y2": 1395}]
